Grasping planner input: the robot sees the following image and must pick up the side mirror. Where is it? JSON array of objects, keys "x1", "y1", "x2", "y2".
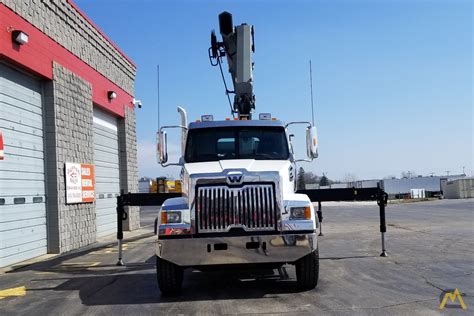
[
  {"x1": 306, "y1": 126, "x2": 318, "y2": 159},
  {"x1": 157, "y1": 131, "x2": 168, "y2": 164}
]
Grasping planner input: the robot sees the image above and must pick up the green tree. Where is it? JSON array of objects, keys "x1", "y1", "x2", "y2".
[
  {"x1": 297, "y1": 167, "x2": 306, "y2": 190},
  {"x1": 319, "y1": 174, "x2": 329, "y2": 186}
]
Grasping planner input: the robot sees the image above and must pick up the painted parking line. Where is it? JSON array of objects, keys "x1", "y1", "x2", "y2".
[
  {"x1": 90, "y1": 243, "x2": 130, "y2": 255},
  {"x1": 60, "y1": 262, "x2": 101, "y2": 267},
  {"x1": 0, "y1": 286, "x2": 26, "y2": 300}
]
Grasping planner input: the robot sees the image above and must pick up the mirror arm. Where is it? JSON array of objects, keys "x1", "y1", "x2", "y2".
[
  {"x1": 160, "y1": 162, "x2": 183, "y2": 167},
  {"x1": 285, "y1": 121, "x2": 312, "y2": 128},
  {"x1": 158, "y1": 125, "x2": 187, "y2": 167},
  {"x1": 159, "y1": 125, "x2": 187, "y2": 132},
  {"x1": 294, "y1": 158, "x2": 313, "y2": 163}
]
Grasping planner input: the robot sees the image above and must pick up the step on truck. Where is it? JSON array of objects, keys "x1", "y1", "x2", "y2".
[{"x1": 155, "y1": 12, "x2": 319, "y2": 294}]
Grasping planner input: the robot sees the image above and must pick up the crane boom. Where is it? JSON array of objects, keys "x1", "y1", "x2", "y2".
[{"x1": 210, "y1": 11, "x2": 255, "y2": 119}]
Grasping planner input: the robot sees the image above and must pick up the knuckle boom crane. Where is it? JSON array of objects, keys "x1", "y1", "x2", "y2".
[{"x1": 209, "y1": 11, "x2": 256, "y2": 119}]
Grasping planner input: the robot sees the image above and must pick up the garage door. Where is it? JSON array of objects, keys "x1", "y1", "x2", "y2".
[
  {"x1": 93, "y1": 108, "x2": 120, "y2": 237},
  {"x1": 0, "y1": 64, "x2": 46, "y2": 268}
]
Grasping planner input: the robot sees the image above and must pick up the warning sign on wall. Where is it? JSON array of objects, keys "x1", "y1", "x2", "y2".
[{"x1": 65, "y1": 163, "x2": 95, "y2": 204}]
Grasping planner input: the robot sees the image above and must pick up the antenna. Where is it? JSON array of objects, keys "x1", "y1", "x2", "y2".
[
  {"x1": 309, "y1": 60, "x2": 315, "y2": 126},
  {"x1": 157, "y1": 64, "x2": 160, "y2": 129}
]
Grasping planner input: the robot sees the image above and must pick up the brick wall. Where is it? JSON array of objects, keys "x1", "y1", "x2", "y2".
[
  {"x1": 1, "y1": 0, "x2": 135, "y2": 95},
  {"x1": 44, "y1": 63, "x2": 96, "y2": 253},
  {"x1": 119, "y1": 106, "x2": 139, "y2": 230}
]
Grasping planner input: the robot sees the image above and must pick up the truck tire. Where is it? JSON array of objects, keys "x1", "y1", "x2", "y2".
[
  {"x1": 295, "y1": 249, "x2": 319, "y2": 290},
  {"x1": 156, "y1": 256, "x2": 183, "y2": 295}
]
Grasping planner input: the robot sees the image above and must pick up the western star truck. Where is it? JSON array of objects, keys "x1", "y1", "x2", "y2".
[{"x1": 155, "y1": 12, "x2": 319, "y2": 294}]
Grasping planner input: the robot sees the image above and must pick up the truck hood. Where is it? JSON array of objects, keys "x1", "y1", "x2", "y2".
[
  {"x1": 182, "y1": 159, "x2": 295, "y2": 203},
  {"x1": 184, "y1": 159, "x2": 291, "y2": 175}
]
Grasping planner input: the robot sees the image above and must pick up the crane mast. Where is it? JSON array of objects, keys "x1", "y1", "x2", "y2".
[{"x1": 210, "y1": 11, "x2": 255, "y2": 119}]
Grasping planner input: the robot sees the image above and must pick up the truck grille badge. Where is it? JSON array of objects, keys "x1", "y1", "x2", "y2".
[{"x1": 226, "y1": 171, "x2": 244, "y2": 185}]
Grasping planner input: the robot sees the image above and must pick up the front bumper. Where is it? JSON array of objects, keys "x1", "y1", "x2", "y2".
[{"x1": 156, "y1": 233, "x2": 317, "y2": 267}]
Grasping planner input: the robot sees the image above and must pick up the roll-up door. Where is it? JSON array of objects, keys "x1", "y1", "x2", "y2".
[
  {"x1": 93, "y1": 108, "x2": 120, "y2": 237},
  {"x1": 0, "y1": 63, "x2": 46, "y2": 267}
]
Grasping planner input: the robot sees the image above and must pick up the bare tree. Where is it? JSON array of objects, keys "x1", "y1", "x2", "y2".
[
  {"x1": 342, "y1": 173, "x2": 358, "y2": 183},
  {"x1": 401, "y1": 170, "x2": 417, "y2": 178},
  {"x1": 303, "y1": 171, "x2": 319, "y2": 184}
]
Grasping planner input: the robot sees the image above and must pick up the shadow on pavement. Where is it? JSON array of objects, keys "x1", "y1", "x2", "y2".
[
  {"x1": 29, "y1": 267, "x2": 304, "y2": 305},
  {"x1": 4, "y1": 233, "x2": 155, "y2": 275}
]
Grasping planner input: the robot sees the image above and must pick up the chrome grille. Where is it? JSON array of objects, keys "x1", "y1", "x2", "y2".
[{"x1": 196, "y1": 184, "x2": 276, "y2": 233}]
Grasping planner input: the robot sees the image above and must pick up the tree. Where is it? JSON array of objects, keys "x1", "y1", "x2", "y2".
[
  {"x1": 342, "y1": 173, "x2": 358, "y2": 183},
  {"x1": 297, "y1": 167, "x2": 306, "y2": 190},
  {"x1": 303, "y1": 171, "x2": 319, "y2": 184},
  {"x1": 319, "y1": 174, "x2": 329, "y2": 186},
  {"x1": 401, "y1": 170, "x2": 417, "y2": 179}
]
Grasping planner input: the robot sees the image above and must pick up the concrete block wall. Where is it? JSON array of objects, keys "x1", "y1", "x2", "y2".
[
  {"x1": 44, "y1": 63, "x2": 96, "y2": 253},
  {"x1": 3, "y1": 0, "x2": 139, "y2": 254},
  {"x1": 119, "y1": 106, "x2": 139, "y2": 231},
  {"x1": 0, "y1": 0, "x2": 135, "y2": 95}
]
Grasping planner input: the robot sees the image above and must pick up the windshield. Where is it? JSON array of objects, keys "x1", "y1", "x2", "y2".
[{"x1": 184, "y1": 126, "x2": 290, "y2": 163}]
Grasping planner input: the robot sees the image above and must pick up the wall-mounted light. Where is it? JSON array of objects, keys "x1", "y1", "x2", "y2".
[
  {"x1": 107, "y1": 91, "x2": 117, "y2": 100},
  {"x1": 12, "y1": 30, "x2": 28, "y2": 45}
]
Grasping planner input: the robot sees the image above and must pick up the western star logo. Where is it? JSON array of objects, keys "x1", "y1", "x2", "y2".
[{"x1": 226, "y1": 171, "x2": 244, "y2": 185}]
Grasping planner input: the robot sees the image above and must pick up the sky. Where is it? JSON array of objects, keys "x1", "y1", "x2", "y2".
[{"x1": 75, "y1": 0, "x2": 473, "y2": 181}]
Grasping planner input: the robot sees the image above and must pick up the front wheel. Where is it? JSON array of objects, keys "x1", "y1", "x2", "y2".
[
  {"x1": 156, "y1": 256, "x2": 183, "y2": 295},
  {"x1": 295, "y1": 249, "x2": 319, "y2": 290}
]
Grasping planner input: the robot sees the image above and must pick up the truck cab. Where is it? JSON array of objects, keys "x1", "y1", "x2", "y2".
[{"x1": 156, "y1": 113, "x2": 319, "y2": 294}]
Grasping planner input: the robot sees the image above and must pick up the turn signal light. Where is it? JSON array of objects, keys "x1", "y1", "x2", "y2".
[{"x1": 161, "y1": 212, "x2": 167, "y2": 224}]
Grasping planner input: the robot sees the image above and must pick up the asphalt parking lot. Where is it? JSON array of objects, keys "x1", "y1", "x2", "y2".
[{"x1": 0, "y1": 199, "x2": 472, "y2": 315}]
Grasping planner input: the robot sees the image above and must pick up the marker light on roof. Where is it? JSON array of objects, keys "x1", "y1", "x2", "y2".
[
  {"x1": 259, "y1": 113, "x2": 272, "y2": 120},
  {"x1": 201, "y1": 115, "x2": 214, "y2": 122}
]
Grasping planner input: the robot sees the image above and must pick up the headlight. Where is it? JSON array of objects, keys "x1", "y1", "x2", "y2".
[
  {"x1": 290, "y1": 206, "x2": 311, "y2": 220},
  {"x1": 161, "y1": 211, "x2": 182, "y2": 224}
]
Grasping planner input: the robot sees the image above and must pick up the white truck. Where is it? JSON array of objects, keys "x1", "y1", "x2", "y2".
[{"x1": 155, "y1": 12, "x2": 319, "y2": 294}]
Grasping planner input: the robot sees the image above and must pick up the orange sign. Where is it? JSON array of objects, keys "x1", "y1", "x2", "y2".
[{"x1": 81, "y1": 164, "x2": 95, "y2": 203}]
